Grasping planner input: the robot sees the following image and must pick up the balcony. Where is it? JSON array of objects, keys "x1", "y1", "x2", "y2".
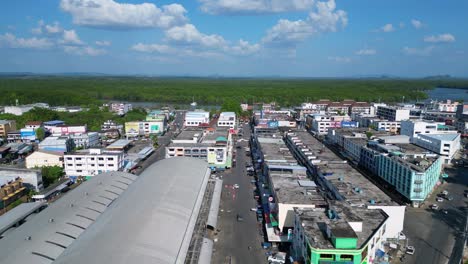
[
  {"x1": 413, "y1": 188, "x2": 422, "y2": 193},
  {"x1": 414, "y1": 180, "x2": 423, "y2": 184}
]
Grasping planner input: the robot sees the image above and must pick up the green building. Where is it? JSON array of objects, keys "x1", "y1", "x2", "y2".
[
  {"x1": 292, "y1": 205, "x2": 388, "y2": 264},
  {"x1": 377, "y1": 153, "x2": 442, "y2": 206}
]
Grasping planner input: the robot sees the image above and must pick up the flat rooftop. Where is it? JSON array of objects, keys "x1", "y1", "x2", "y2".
[
  {"x1": 287, "y1": 131, "x2": 395, "y2": 205},
  {"x1": 257, "y1": 134, "x2": 297, "y2": 164},
  {"x1": 269, "y1": 167, "x2": 327, "y2": 205},
  {"x1": 174, "y1": 129, "x2": 203, "y2": 141},
  {"x1": 295, "y1": 203, "x2": 388, "y2": 249},
  {"x1": 106, "y1": 139, "x2": 132, "y2": 149},
  {"x1": 423, "y1": 133, "x2": 459, "y2": 141}
]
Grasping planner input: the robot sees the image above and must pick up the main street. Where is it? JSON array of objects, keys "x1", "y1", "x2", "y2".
[
  {"x1": 212, "y1": 123, "x2": 266, "y2": 264},
  {"x1": 404, "y1": 166, "x2": 468, "y2": 264}
]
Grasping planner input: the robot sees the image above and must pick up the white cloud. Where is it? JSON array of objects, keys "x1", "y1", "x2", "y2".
[
  {"x1": 63, "y1": 45, "x2": 106, "y2": 56},
  {"x1": 61, "y1": 29, "x2": 84, "y2": 45},
  {"x1": 165, "y1": 24, "x2": 227, "y2": 48},
  {"x1": 399, "y1": 22, "x2": 405, "y2": 28},
  {"x1": 228, "y1": 39, "x2": 261, "y2": 55},
  {"x1": 31, "y1": 20, "x2": 63, "y2": 35},
  {"x1": 95, "y1": 40, "x2": 111, "y2": 46},
  {"x1": 380, "y1": 23, "x2": 395, "y2": 32},
  {"x1": 0, "y1": 33, "x2": 54, "y2": 49},
  {"x1": 403, "y1": 46, "x2": 434, "y2": 56},
  {"x1": 60, "y1": 0, "x2": 187, "y2": 29},
  {"x1": 355, "y1": 49, "x2": 376, "y2": 55},
  {"x1": 411, "y1": 19, "x2": 423, "y2": 29},
  {"x1": 328, "y1": 56, "x2": 351, "y2": 63},
  {"x1": 262, "y1": 0, "x2": 347, "y2": 46},
  {"x1": 199, "y1": 0, "x2": 315, "y2": 15},
  {"x1": 424, "y1": 33, "x2": 455, "y2": 43},
  {"x1": 131, "y1": 43, "x2": 175, "y2": 54}
]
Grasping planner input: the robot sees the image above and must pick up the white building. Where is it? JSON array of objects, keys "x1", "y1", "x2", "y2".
[
  {"x1": 64, "y1": 148, "x2": 125, "y2": 177},
  {"x1": 0, "y1": 168, "x2": 43, "y2": 191},
  {"x1": 184, "y1": 111, "x2": 210, "y2": 127},
  {"x1": 376, "y1": 106, "x2": 410, "y2": 121},
  {"x1": 25, "y1": 150, "x2": 64, "y2": 169},
  {"x1": 50, "y1": 125, "x2": 87, "y2": 136},
  {"x1": 70, "y1": 132, "x2": 100, "y2": 149},
  {"x1": 125, "y1": 120, "x2": 166, "y2": 138},
  {"x1": 309, "y1": 114, "x2": 354, "y2": 135},
  {"x1": 3, "y1": 103, "x2": 49, "y2": 116},
  {"x1": 374, "y1": 120, "x2": 401, "y2": 133},
  {"x1": 437, "y1": 100, "x2": 459, "y2": 112},
  {"x1": 217, "y1": 112, "x2": 236, "y2": 128},
  {"x1": 38, "y1": 136, "x2": 75, "y2": 153},
  {"x1": 411, "y1": 133, "x2": 461, "y2": 164},
  {"x1": 110, "y1": 103, "x2": 133, "y2": 116}
]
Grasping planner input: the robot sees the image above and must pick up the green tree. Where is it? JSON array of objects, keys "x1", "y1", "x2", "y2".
[
  {"x1": 150, "y1": 134, "x2": 159, "y2": 148},
  {"x1": 221, "y1": 99, "x2": 242, "y2": 116},
  {"x1": 35, "y1": 127, "x2": 45, "y2": 141},
  {"x1": 40, "y1": 166, "x2": 64, "y2": 187},
  {"x1": 366, "y1": 131, "x2": 374, "y2": 139}
]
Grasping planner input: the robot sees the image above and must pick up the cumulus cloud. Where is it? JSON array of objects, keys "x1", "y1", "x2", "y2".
[
  {"x1": 411, "y1": 19, "x2": 423, "y2": 29},
  {"x1": 355, "y1": 49, "x2": 376, "y2": 55},
  {"x1": 227, "y1": 39, "x2": 261, "y2": 55},
  {"x1": 328, "y1": 56, "x2": 351, "y2": 63},
  {"x1": 0, "y1": 33, "x2": 54, "y2": 49},
  {"x1": 165, "y1": 24, "x2": 227, "y2": 48},
  {"x1": 262, "y1": 0, "x2": 347, "y2": 46},
  {"x1": 63, "y1": 45, "x2": 107, "y2": 56},
  {"x1": 424, "y1": 33, "x2": 455, "y2": 43},
  {"x1": 61, "y1": 29, "x2": 84, "y2": 45},
  {"x1": 380, "y1": 23, "x2": 395, "y2": 32},
  {"x1": 60, "y1": 0, "x2": 188, "y2": 29},
  {"x1": 199, "y1": 0, "x2": 315, "y2": 15},
  {"x1": 31, "y1": 20, "x2": 64, "y2": 35},
  {"x1": 95, "y1": 40, "x2": 111, "y2": 46},
  {"x1": 403, "y1": 46, "x2": 434, "y2": 56}
]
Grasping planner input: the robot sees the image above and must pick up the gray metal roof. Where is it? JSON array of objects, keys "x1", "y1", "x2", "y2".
[
  {"x1": 0, "y1": 201, "x2": 46, "y2": 236},
  {"x1": 0, "y1": 171, "x2": 137, "y2": 264},
  {"x1": 54, "y1": 157, "x2": 210, "y2": 264}
]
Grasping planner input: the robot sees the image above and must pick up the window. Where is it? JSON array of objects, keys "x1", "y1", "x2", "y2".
[
  {"x1": 341, "y1": 255, "x2": 354, "y2": 261},
  {"x1": 107, "y1": 157, "x2": 114, "y2": 161},
  {"x1": 108, "y1": 164, "x2": 114, "y2": 167},
  {"x1": 98, "y1": 157, "x2": 104, "y2": 161},
  {"x1": 77, "y1": 170, "x2": 82, "y2": 172},
  {"x1": 91, "y1": 164, "x2": 95, "y2": 167},
  {"x1": 67, "y1": 164, "x2": 73, "y2": 167},
  {"x1": 320, "y1": 254, "x2": 334, "y2": 260},
  {"x1": 67, "y1": 157, "x2": 72, "y2": 160},
  {"x1": 75, "y1": 157, "x2": 82, "y2": 160},
  {"x1": 77, "y1": 164, "x2": 82, "y2": 167},
  {"x1": 99, "y1": 164, "x2": 104, "y2": 167}
]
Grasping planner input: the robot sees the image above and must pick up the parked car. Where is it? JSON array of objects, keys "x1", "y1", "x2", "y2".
[
  {"x1": 442, "y1": 190, "x2": 449, "y2": 196},
  {"x1": 398, "y1": 232, "x2": 407, "y2": 240},
  {"x1": 268, "y1": 252, "x2": 286, "y2": 264},
  {"x1": 431, "y1": 204, "x2": 439, "y2": 210},
  {"x1": 406, "y1": 246, "x2": 415, "y2": 255},
  {"x1": 441, "y1": 209, "x2": 448, "y2": 215},
  {"x1": 436, "y1": 197, "x2": 444, "y2": 202},
  {"x1": 446, "y1": 196, "x2": 454, "y2": 201},
  {"x1": 233, "y1": 184, "x2": 240, "y2": 189}
]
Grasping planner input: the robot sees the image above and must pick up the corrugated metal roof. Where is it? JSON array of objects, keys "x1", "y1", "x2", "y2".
[
  {"x1": 0, "y1": 171, "x2": 137, "y2": 264},
  {"x1": 54, "y1": 157, "x2": 210, "y2": 264},
  {"x1": 0, "y1": 202, "x2": 46, "y2": 235}
]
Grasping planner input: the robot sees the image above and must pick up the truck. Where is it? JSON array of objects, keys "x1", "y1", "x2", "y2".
[{"x1": 268, "y1": 252, "x2": 286, "y2": 264}]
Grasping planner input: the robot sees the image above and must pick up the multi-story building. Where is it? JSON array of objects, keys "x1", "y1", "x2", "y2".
[
  {"x1": 437, "y1": 100, "x2": 459, "y2": 112},
  {"x1": 24, "y1": 121, "x2": 43, "y2": 130},
  {"x1": 0, "y1": 177, "x2": 26, "y2": 208},
  {"x1": 165, "y1": 128, "x2": 232, "y2": 169},
  {"x1": 307, "y1": 114, "x2": 356, "y2": 135},
  {"x1": 0, "y1": 120, "x2": 16, "y2": 138},
  {"x1": 50, "y1": 125, "x2": 87, "y2": 136},
  {"x1": 217, "y1": 112, "x2": 236, "y2": 128},
  {"x1": 253, "y1": 111, "x2": 296, "y2": 129},
  {"x1": 376, "y1": 145, "x2": 442, "y2": 206},
  {"x1": 292, "y1": 205, "x2": 389, "y2": 264},
  {"x1": 350, "y1": 102, "x2": 374, "y2": 115},
  {"x1": 326, "y1": 102, "x2": 350, "y2": 115},
  {"x1": 400, "y1": 120, "x2": 447, "y2": 138},
  {"x1": 43, "y1": 120, "x2": 65, "y2": 131},
  {"x1": 411, "y1": 133, "x2": 461, "y2": 164},
  {"x1": 64, "y1": 148, "x2": 125, "y2": 178},
  {"x1": 0, "y1": 168, "x2": 43, "y2": 191},
  {"x1": 376, "y1": 106, "x2": 410, "y2": 121},
  {"x1": 184, "y1": 111, "x2": 210, "y2": 127},
  {"x1": 146, "y1": 110, "x2": 167, "y2": 122},
  {"x1": 109, "y1": 103, "x2": 132, "y2": 116},
  {"x1": 70, "y1": 132, "x2": 100, "y2": 149},
  {"x1": 125, "y1": 120, "x2": 166, "y2": 138},
  {"x1": 101, "y1": 120, "x2": 123, "y2": 133},
  {"x1": 25, "y1": 150, "x2": 64, "y2": 168},
  {"x1": 38, "y1": 136, "x2": 75, "y2": 153}
]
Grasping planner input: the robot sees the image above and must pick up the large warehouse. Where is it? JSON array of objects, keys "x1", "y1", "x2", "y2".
[{"x1": 0, "y1": 157, "x2": 212, "y2": 264}]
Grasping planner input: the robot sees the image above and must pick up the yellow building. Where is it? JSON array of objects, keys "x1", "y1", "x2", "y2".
[
  {"x1": 0, "y1": 177, "x2": 26, "y2": 208},
  {"x1": 0, "y1": 120, "x2": 16, "y2": 138}
]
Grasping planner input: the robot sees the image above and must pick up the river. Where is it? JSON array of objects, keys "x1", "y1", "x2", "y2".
[{"x1": 426, "y1": 87, "x2": 468, "y2": 102}]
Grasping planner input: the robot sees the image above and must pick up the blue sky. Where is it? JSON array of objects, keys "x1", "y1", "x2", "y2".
[{"x1": 0, "y1": 0, "x2": 467, "y2": 77}]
